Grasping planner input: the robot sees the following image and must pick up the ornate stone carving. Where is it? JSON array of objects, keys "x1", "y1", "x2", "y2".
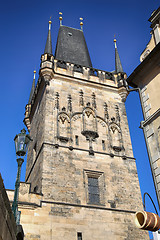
[
  {"x1": 57, "y1": 113, "x2": 70, "y2": 142},
  {"x1": 104, "y1": 102, "x2": 109, "y2": 120},
  {"x1": 55, "y1": 92, "x2": 60, "y2": 110},
  {"x1": 68, "y1": 94, "x2": 72, "y2": 112},
  {"x1": 118, "y1": 86, "x2": 129, "y2": 102},
  {"x1": 109, "y1": 117, "x2": 122, "y2": 152},
  {"x1": 92, "y1": 92, "x2": 96, "y2": 109},
  {"x1": 86, "y1": 102, "x2": 90, "y2": 107},
  {"x1": 81, "y1": 107, "x2": 99, "y2": 155},
  {"x1": 24, "y1": 104, "x2": 31, "y2": 131},
  {"x1": 59, "y1": 114, "x2": 68, "y2": 124},
  {"x1": 55, "y1": 93, "x2": 125, "y2": 155},
  {"x1": 79, "y1": 90, "x2": 84, "y2": 106},
  {"x1": 115, "y1": 105, "x2": 120, "y2": 123},
  {"x1": 62, "y1": 107, "x2": 66, "y2": 111}
]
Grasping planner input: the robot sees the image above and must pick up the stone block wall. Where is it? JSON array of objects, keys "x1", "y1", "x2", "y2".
[
  {"x1": 0, "y1": 174, "x2": 18, "y2": 240},
  {"x1": 20, "y1": 65, "x2": 149, "y2": 239}
]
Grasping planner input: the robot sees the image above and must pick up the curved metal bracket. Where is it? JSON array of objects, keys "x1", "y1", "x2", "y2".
[{"x1": 143, "y1": 192, "x2": 159, "y2": 215}]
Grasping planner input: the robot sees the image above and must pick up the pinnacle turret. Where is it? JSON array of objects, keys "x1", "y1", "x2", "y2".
[
  {"x1": 28, "y1": 70, "x2": 36, "y2": 104},
  {"x1": 44, "y1": 21, "x2": 53, "y2": 55},
  {"x1": 114, "y1": 38, "x2": 123, "y2": 73}
]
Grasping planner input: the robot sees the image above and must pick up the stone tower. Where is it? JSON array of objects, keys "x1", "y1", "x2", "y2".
[{"x1": 12, "y1": 20, "x2": 148, "y2": 239}]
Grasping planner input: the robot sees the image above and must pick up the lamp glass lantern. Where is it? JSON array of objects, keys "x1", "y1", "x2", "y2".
[
  {"x1": 12, "y1": 128, "x2": 32, "y2": 224},
  {"x1": 14, "y1": 128, "x2": 31, "y2": 157}
]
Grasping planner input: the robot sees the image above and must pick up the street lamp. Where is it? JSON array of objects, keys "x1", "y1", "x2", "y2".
[{"x1": 12, "y1": 128, "x2": 32, "y2": 224}]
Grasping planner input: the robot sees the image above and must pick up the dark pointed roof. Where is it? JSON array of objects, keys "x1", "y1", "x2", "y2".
[
  {"x1": 114, "y1": 39, "x2": 123, "y2": 73},
  {"x1": 28, "y1": 75, "x2": 35, "y2": 104},
  {"x1": 55, "y1": 26, "x2": 92, "y2": 67},
  {"x1": 44, "y1": 22, "x2": 52, "y2": 55}
]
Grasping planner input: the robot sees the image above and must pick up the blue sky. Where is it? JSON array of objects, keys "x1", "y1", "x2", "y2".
[{"x1": 0, "y1": 0, "x2": 159, "y2": 233}]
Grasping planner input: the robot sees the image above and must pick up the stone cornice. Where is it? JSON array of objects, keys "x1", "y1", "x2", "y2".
[
  {"x1": 10, "y1": 199, "x2": 137, "y2": 214},
  {"x1": 127, "y1": 42, "x2": 160, "y2": 87},
  {"x1": 141, "y1": 108, "x2": 160, "y2": 127}
]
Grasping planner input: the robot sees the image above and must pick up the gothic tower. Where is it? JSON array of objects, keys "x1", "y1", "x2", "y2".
[{"x1": 13, "y1": 20, "x2": 148, "y2": 239}]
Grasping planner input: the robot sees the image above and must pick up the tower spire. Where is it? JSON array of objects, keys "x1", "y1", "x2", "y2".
[
  {"x1": 28, "y1": 70, "x2": 36, "y2": 104},
  {"x1": 44, "y1": 20, "x2": 53, "y2": 55},
  {"x1": 114, "y1": 38, "x2": 123, "y2": 73}
]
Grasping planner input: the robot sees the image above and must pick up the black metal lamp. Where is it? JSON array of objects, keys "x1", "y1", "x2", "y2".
[
  {"x1": 12, "y1": 128, "x2": 32, "y2": 224},
  {"x1": 14, "y1": 128, "x2": 31, "y2": 157}
]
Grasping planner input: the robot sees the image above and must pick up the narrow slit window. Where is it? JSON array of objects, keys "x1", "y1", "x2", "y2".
[
  {"x1": 102, "y1": 140, "x2": 106, "y2": 150},
  {"x1": 75, "y1": 135, "x2": 79, "y2": 145},
  {"x1": 88, "y1": 177, "x2": 100, "y2": 204},
  {"x1": 77, "y1": 232, "x2": 82, "y2": 240}
]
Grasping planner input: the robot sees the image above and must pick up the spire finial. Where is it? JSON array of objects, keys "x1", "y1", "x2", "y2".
[
  {"x1": 59, "y1": 12, "x2": 63, "y2": 26},
  {"x1": 49, "y1": 17, "x2": 52, "y2": 30},
  {"x1": 80, "y1": 17, "x2": 83, "y2": 31},
  {"x1": 114, "y1": 35, "x2": 117, "y2": 48},
  {"x1": 33, "y1": 70, "x2": 36, "y2": 80}
]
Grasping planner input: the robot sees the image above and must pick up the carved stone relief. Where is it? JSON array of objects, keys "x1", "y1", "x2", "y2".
[
  {"x1": 104, "y1": 102, "x2": 109, "y2": 120},
  {"x1": 79, "y1": 90, "x2": 84, "y2": 106},
  {"x1": 92, "y1": 92, "x2": 96, "y2": 109},
  {"x1": 81, "y1": 107, "x2": 99, "y2": 155},
  {"x1": 55, "y1": 92, "x2": 60, "y2": 110},
  {"x1": 109, "y1": 119, "x2": 122, "y2": 152},
  {"x1": 55, "y1": 91, "x2": 124, "y2": 155},
  {"x1": 68, "y1": 94, "x2": 72, "y2": 112},
  {"x1": 57, "y1": 112, "x2": 70, "y2": 142}
]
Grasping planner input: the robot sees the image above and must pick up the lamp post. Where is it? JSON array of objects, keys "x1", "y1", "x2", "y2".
[{"x1": 12, "y1": 128, "x2": 32, "y2": 224}]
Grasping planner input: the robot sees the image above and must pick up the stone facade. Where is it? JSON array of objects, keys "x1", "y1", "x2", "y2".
[
  {"x1": 140, "y1": 7, "x2": 160, "y2": 62},
  {"x1": 7, "y1": 23, "x2": 149, "y2": 239},
  {"x1": 0, "y1": 174, "x2": 23, "y2": 240},
  {"x1": 127, "y1": 7, "x2": 160, "y2": 209}
]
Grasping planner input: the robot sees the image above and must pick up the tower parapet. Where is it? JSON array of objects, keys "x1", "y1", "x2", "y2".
[
  {"x1": 40, "y1": 20, "x2": 54, "y2": 83},
  {"x1": 24, "y1": 57, "x2": 128, "y2": 131}
]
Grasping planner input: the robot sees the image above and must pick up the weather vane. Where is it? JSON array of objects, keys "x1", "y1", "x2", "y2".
[
  {"x1": 80, "y1": 17, "x2": 83, "y2": 31},
  {"x1": 59, "y1": 12, "x2": 63, "y2": 26}
]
